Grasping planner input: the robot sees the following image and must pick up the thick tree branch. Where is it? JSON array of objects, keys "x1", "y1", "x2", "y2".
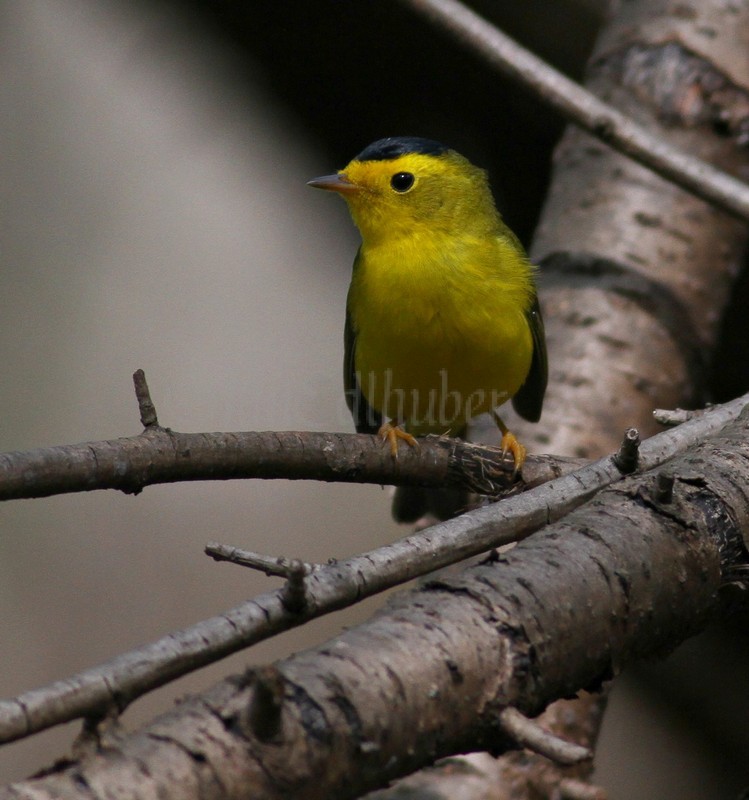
[
  {"x1": 6, "y1": 404, "x2": 748, "y2": 798},
  {"x1": 0, "y1": 392, "x2": 745, "y2": 748}
]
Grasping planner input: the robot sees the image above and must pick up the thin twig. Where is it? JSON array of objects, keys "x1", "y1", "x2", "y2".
[
  {"x1": 399, "y1": 0, "x2": 749, "y2": 221},
  {"x1": 0, "y1": 392, "x2": 745, "y2": 746},
  {"x1": 204, "y1": 543, "x2": 319, "y2": 577},
  {"x1": 498, "y1": 707, "x2": 592, "y2": 766},
  {"x1": 558, "y1": 778, "x2": 608, "y2": 800}
]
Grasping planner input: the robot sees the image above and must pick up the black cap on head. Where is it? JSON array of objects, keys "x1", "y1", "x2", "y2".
[{"x1": 354, "y1": 136, "x2": 449, "y2": 162}]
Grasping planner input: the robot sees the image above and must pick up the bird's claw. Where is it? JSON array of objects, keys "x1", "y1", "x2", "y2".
[
  {"x1": 500, "y1": 431, "x2": 526, "y2": 476},
  {"x1": 378, "y1": 422, "x2": 418, "y2": 458}
]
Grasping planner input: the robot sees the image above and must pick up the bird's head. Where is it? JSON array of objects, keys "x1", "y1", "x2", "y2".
[{"x1": 308, "y1": 137, "x2": 498, "y2": 246}]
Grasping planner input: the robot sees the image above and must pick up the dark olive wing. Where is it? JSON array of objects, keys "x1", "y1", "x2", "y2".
[
  {"x1": 511, "y1": 295, "x2": 548, "y2": 423},
  {"x1": 344, "y1": 294, "x2": 383, "y2": 435}
]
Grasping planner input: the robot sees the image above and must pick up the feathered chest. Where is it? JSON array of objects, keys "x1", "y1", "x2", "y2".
[
  {"x1": 345, "y1": 236, "x2": 535, "y2": 433},
  {"x1": 348, "y1": 237, "x2": 524, "y2": 345}
]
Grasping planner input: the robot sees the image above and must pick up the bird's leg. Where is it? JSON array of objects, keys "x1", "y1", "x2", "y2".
[
  {"x1": 491, "y1": 412, "x2": 526, "y2": 476},
  {"x1": 378, "y1": 420, "x2": 418, "y2": 458}
]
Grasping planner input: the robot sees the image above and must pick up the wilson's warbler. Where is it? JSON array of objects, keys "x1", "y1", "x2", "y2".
[{"x1": 309, "y1": 136, "x2": 547, "y2": 522}]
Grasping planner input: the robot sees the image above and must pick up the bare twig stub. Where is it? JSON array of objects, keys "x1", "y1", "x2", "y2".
[
  {"x1": 654, "y1": 470, "x2": 675, "y2": 504},
  {"x1": 613, "y1": 428, "x2": 640, "y2": 474},
  {"x1": 204, "y1": 543, "x2": 318, "y2": 578},
  {"x1": 653, "y1": 407, "x2": 696, "y2": 427},
  {"x1": 132, "y1": 368, "x2": 159, "y2": 428},
  {"x1": 558, "y1": 778, "x2": 608, "y2": 800},
  {"x1": 498, "y1": 707, "x2": 592, "y2": 765},
  {"x1": 279, "y1": 560, "x2": 310, "y2": 614},
  {"x1": 246, "y1": 666, "x2": 285, "y2": 743}
]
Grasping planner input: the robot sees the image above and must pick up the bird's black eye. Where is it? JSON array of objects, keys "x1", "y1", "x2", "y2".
[{"x1": 390, "y1": 172, "x2": 415, "y2": 193}]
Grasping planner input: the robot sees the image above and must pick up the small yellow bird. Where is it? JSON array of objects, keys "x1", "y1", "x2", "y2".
[{"x1": 309, "y1": 137, "x2": 547, "y2": 522}]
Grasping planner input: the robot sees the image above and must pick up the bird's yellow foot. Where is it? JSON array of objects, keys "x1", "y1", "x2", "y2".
[
  {"x1": 500, "y1": 430, "x2": 527, "y2": 476},
  {"x1": 492, "y1": 412, "x2": 527, "y2": 476},
  {"x1": 378, "y1": 421, "x2": 418, "y2": 458}
]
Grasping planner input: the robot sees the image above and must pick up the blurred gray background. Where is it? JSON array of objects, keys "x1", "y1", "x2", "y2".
[{"x1": 1, "y1": 1, "x2": 746, "y2": 797}]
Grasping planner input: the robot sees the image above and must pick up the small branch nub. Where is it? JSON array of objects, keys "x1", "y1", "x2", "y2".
[
  {"x1": 280, "y1": 560, "x2": 310, "y2": 614},
  {"x1": 655, "y1": 470, "x2": 675, "y2": 504},
  {"x1": 613, "y1": 427, "x2": 640, "y2": 474},
  {"x1": 132, "y1": 369, "x2": 159, "y2": 428},
  {"x1": 247, "y1": 666, "x2": 285, "y2": 742}
]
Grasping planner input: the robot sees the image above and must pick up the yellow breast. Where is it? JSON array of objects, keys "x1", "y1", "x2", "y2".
[{"x1": 348, "y1": 232, "x2": 534, "y2": 436}]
